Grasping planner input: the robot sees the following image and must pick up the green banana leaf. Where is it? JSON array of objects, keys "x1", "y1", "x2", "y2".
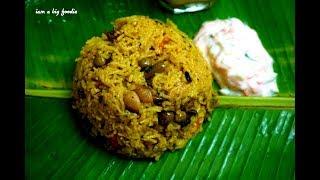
[
  {"x1": 26, "y1": 97, "x2": 294, "y2": 179},
  {"x1": 25, "y1": 0, "x2": 295, "y2": 179}
]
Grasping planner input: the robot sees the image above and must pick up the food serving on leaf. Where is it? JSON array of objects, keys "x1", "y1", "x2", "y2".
[
  {"x1": 72, "y1": 16, "x2": 215, "y2": 160},
  {"x1": 194, "y1": 18, "x2": 279, "y2": 96}
]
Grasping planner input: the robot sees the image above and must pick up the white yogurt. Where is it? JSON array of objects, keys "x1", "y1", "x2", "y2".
[{"x1": 194, "y1": 18, "x2": 279, "y2": 96}]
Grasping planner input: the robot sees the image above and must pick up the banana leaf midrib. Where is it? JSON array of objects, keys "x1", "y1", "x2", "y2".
[{"x1": 25, "y1": 88, "x2": 295, "y2": 108}]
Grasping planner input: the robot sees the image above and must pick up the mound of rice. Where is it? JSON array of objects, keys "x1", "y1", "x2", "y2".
[{"x1": 72, "y1": 15, "x2": 215, "y2": 160}]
